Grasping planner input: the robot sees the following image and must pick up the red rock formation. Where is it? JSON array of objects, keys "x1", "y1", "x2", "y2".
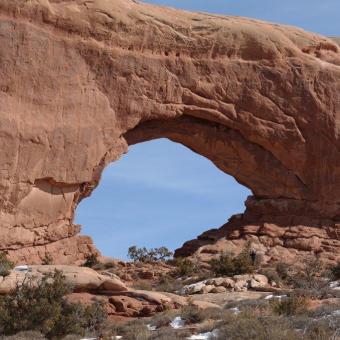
[{"x1": 0, "y1": 0, "x2": 339, "y2": 264}]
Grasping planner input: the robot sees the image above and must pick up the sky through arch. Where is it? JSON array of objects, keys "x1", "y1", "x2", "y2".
[{"x1": 76, "y1": 139, "x2": 251, "y2": 259}]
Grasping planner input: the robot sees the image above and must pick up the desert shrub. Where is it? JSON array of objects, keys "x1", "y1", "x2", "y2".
[
  {"x1": 131, "y1": 281, "x2": 153, "y2": 291},
  {"x1": 117, "y1": 319, "x2": 150, "y2": 340},
  {"x1": 0, "y1": 270, "x2": 107, "y2": 338},
  {"x1": 180, "y1": 304, "x2": 203, "y2": 324},
  {"x1": 209, "y1": 244, "x2": 254, "y2": 277},
  {"x1": 235, "y1": 244, "x2": 256, "y2": 272},
  {"x1": 275, "y1": 262, "x2": 290, "y2": 281},
  {"x1": 258, "y1": 268, "x2": 281, "y2": 286},
  {"x1": 83, "y1": 253, "x2": 99, "y2": 268},
  {"x1": 330, "y1": 261, "x2": 340, "y2": 280},
  {"x1": 224, "y1": 298, "x2": 269, "y2": 311},
  {"x1": 209, "y1": 253, "x2": 235, "y2": 277},
  {"x1": 303, "y1": 317, "x2": 340, "y2": 340},
  {"x1": 214, "y1": 313, "x2": 301, "y2": 340},
  {"x1": 148, "y1": 309, "x2": 178, "y2": 328},
  {"x1": 154, "y1": 275, "x2": 184, "y2": 293},
  {"x1": 308, "y1": 303, "x2": 340, "y2": 318},
  {"x1": 2, "y1": 331, "x2": 47, "y2": 339},
  {"x1": 149, "y1": 327, "x2": 191, "y2": 339},
  {"x1": 288, "y1": 257, "x2": 323, "y2": 288},
  {"x1": 173, "y1": 258, "x2": 198, "y2": 277},
  {"x1": 271, "y1": 295, "x2": 309, "y2": 316},
  {"x1": 128, "y1": 246, "x2": 173, "y2": 263},
  {"x1": 41, "y1": 253, "x2": 53, "y2": 265},
  {"x1": 0, "y1": 252, "x2": 14, "y2": 277},
  {"x1": 285, "y1": 257, "x2": 334, "y2": 299},
  {"x1": 196, "y1": 307, "x2": 224, "y2": 321}
]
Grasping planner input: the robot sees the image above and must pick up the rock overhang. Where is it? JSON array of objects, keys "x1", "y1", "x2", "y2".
[{"x1": 0, "y1": 0, "x2": 339, "y2": 264}]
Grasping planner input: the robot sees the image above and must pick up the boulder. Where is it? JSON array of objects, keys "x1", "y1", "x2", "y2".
[
  {"x1": 252, "y1": 274, "x2": 269, "y2": 287},
  {"x1": 211, "y1": 286, "x2": 227, "y2": 294},
  {"x1": 206, "y1": 277, "x2": 235, "y2": 288},
  {"x1": 181, "y1": 282, "x2": 207, "y2": 295},
  {"x1": 0, "y1": 265, "x2": 127, "y2": 294},
  {"x1": 201, "y1": 285, "x2": 215, "y2": 294}
]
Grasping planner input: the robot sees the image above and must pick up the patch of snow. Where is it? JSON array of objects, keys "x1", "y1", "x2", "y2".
[
  {"x1": 329, "y1": 281, "x2": 340, "y2": 288},
  {"x1": 264, "y1": 294, "x2": 287, "y2": 300},
  {"x1": 188, "y1": 329, "x2": 219, "y2": 339},
  {"x1": 170, "y1": 316, "x2": 185, "y2": 329},
  {"x1": 332, "y1": 310, "x2": 340, "y2": 316},
  {"x1": 13, "y1": 265, "x2": 30, "y2": 273},
  {"x1": 229, "y1": 307, "x2": 240, "y2": 315},
  {"x1": 329, "y1": 281, "x2": 339, "y2": 288},
  {"x1": 147, "y1": 324, "x2": 157, "y2": 331}
]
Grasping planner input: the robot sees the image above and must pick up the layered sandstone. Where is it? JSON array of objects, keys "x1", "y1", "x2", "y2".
[{"x1": 0, "y1": 0, "x2": 339, "y2": 264}]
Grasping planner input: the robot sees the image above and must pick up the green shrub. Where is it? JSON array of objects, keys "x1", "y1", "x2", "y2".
[
  {"x1": 83, "y1": 253, "x2": 99, "y2": 268},
  {"x1": 285, "y1": 257, "x2": 333, "y2": 299},
  {"x1": 117, "y1": 319, "x2": 150, "y2": 340},
  {"x1": 180, "y1": 304, "x2": 203, "y2": 324},
  {"x1": 41, "y1": 253, "x2": 53, "y2": 265},
  {"x1": 148, "y1": 309, "x2": 177, "y2": 328},
  {"x1": 0, "y1": 252, "x2": 14, "y2": 277},
  {"x1": 127, "y1": 246, "x2": 173, "y2": 263},
  {"x1": 0, "y1": 270, "x2": 107, "y2": 338},
  {"x1": 271, "y1": 295, "x2": 309, "y2": 316},
  {"x1": 209, "y1": 244, "x2": 254, "y2": 277},
  {"x1": 275, "y1": 262, "x2": 290, "y2": 281},
  {"x1": 173, "y1": 258, "x2": 198, "y2": 277},
  {"x1": 330, "y1": 262, "x2": 340, "y2": 280}
]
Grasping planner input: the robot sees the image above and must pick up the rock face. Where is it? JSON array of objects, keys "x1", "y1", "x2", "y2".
[
  {"x1": 175, "y1": 198, "x2": 340, "y2": 264},
  {"x1": 0, "y1": 265, "x2": 219, "y2": 319},
  {"x1": 0, "y1": 0, "x2": 340, "y2": 264},
  {"x1": 181, "y1": 274, "x2": 271, "y2": 295},
  {"x1": 0, "y1": 265, "x2": 128, "y2": 294}
]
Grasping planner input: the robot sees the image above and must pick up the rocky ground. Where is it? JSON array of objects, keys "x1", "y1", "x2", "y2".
[{"x1": 1, "y1": 251, "x2": 339, "y2": 339}]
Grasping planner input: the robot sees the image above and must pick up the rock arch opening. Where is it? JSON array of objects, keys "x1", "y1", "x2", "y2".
[{"x1": 75, "y1": 138, "x2": 251, "y2": 259}]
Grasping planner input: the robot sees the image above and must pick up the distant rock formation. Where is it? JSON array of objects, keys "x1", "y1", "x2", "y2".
[{"x1": 0, "y1": 0, "x2": 339, "y2": 264}]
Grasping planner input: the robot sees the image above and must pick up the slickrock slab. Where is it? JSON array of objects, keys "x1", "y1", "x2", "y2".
[{"x1": 0, "y1": 265, "x2": 127, "y2": 294}]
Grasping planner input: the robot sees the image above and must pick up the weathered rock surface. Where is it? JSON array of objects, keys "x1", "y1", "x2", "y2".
[
  {"x1": 0, "y1": 0, "x2": 339, "y2": 263},
  {"x1": 181, "y1": 274, "x2": 271, "y2": 295},
  {"x1": 175, "y1": 200, "x2": 340, "y2": 264},
  {"x1": 0, "y1": 265, "x2": 127, "y2": 294},
  {"x1": 0, "y1": 264, "x2": 220, "y2": 319}
]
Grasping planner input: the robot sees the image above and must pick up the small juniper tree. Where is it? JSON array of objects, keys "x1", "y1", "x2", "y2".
[{"x1": 128, "y1": 246, "x2": 173, "y2": 263}]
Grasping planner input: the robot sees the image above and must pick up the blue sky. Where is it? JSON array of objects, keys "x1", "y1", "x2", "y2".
[
  {"x1": 76, "y1": 140, "x2": 250, "y2": 259},
  {"x1": 144, "y1": 0, "x2": 340, "y2": 36},
  {"x1": 75, "y1": 1, "x2": 339, "y2": 260}
]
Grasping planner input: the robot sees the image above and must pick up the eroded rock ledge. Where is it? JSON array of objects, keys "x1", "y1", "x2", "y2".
[{"x1": 0, "y1": 0, "x2": 339, "y2": 264}]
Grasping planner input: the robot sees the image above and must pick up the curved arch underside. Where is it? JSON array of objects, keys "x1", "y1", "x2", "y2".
[{"x1": 0, "y1": 0, "x2": 340, "y2": 264}]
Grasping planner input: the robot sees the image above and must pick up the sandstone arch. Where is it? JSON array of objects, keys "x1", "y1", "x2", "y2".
[{"x1": 0, "y1": 0, "x2": 340, "y2": 264}]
